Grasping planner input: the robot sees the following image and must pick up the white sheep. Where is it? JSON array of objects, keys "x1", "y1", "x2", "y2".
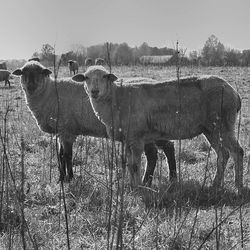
[
  {"x1": 95, "y1": 58, "x2": 105, "y2": 65},
  {"x1": 73, "y1": 66, "x2": 244, "y2": 192},
  {"x1": 68, "y1": 60, "x2": 79, "y2": 75},
  {"x1": 12, "y1": 61, "x2": 177, "y2": 184},
  {"x1": 28, "y1": 57, "x2": 40, "y2": 62},
  {"x1": 0, "y1": 69, "x2": 11, "y2": 87},
  {"x1": 85, "y1": 58, "x2": 93, "y2": 67}
]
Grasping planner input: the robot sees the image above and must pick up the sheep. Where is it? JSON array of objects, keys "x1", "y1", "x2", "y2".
[
  {"x1": 95, "y1": 58, "x2": 105, "y2": 65},
  {"x1": 72, "y1": 65, "x2": 244, "y2": 192},
  {"x1": 0, "y1": 61, "x2": 7, "y2": 70},
  {"x1": 68, "y1": 60, "x2": 79, "y2": 75},
  {"x1": 85, "y1": 58, "x2": 93, "y2": 67},
  {"x1": 0, "y1": 69, "x2": 11, "y2": 87},
  {"x1": 12, "y1": 61, "x2": 177, "y2": 184},
  {"x1": 28, "y1": 57, "x2": 40, "y2": 62}
]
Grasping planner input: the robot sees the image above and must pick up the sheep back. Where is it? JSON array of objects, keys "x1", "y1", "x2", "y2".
[{"x1": 89, "y1": 73, "x2": 241, "y2": 142}]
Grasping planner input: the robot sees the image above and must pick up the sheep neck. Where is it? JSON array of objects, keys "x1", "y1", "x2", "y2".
[
  {"x1": 90, "y1": 83, "x2": 124, "y2": 140},
  {"x1": 78, "y1": 93, "x2": 108, "y2": 137}
]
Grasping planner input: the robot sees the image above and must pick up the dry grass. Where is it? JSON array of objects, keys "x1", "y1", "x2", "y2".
[{"x1": 0, "y1": 65, "x2": 249, "y2": 249}]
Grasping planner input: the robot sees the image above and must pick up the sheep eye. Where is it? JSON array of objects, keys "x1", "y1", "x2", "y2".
[{"x1": 85, "y1": 76, "x2": 89, "y2": 80}]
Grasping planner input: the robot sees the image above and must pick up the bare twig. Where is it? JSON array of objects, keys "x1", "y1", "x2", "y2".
[
  {"x1": 106, "y1": 42, "x2": 114, "y2": 250},
  {"x1": 53, "y1": 46, "x2": 70, "y2": 250},
  {"x1": 197, "y1": 204, "x2": 243, "y2": 250},
  {"x1": 20, "y1": 136, "x2": 26, "y2": 250}
]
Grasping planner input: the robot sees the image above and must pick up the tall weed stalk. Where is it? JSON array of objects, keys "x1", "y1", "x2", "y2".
[{"x1": 53, "y1": 47, "x2": 70, "y2": 250}]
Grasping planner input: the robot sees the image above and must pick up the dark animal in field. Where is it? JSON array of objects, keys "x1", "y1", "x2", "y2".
[
  {"x1": 68, "y1": 60, "x2": 79, "y2": 75},
  {"x1": 73, "y1": 65, "x2": 243, "y2": 192},
  {"x1": 0, "y1": 61, "x2": 7, "y2": 70},
  {"x1": 0, "y1": 69, "x2": 11, "y2": 87},
  {"x1": 12, "y1": 61, "x2": 177, "y2": 184}
]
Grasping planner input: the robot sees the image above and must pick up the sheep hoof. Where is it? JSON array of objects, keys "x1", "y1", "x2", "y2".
[
  {"x1": 236, "y1": 183, "x2": 243, "y2": 196},
  {"x1": 64, "y1": 174, "x2": 74, "y2": 183},
  {"x1": 142, "y1": 177, "x2": 153, "y2": 187},
  {"x1": 57, "y1": 173, "x2": 66, "y2": 183},
  {"x1": 170, "y1": 175, "x2": 177, "y2": 183},
  {"x1": 57, "y1": 178, "x2": 63, "y2": 184},
  {"x1": 64, "y1": 175, "x2": 70, "y2": 183},
  {"x1": 211, "y1": 182, "x2": 224, "y2": 193}
]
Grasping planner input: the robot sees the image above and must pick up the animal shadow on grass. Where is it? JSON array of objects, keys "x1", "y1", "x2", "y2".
[{"x1": 141, "y1": 180, "x2": 250, "y2": 210}]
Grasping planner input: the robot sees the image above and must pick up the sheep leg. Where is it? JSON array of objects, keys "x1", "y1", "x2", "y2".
[
  {"x1": 5, "y1": 79, "x2": 10, "y2": 87},
  {"x1": 143, "y1": 141, "x2": 177, "y2": 186},
  {"x1": 213, "y1": 147, "x2": 229, "y2": 189},
  {"x1": 222, "y1": 133, "x2": 244, "y2": 191},
  {"x1": 63, "y1": 141, "x2": 74, "y2": 182},
  {"x1": 127, "y1": 143, "x2": 144, "y2": 189},
  {"x1": 143, "y1": 143, "x2": 158, "y2": 186},
  {"x1": 58, "y1": 143, "x2": 66, "y2": 182},
  {"x1": 204, "y1": 132, "x2": 229, "y2": 189},
  {"x1": 156, "y1": 140, "x2": 177, "y2": 181},
  {"x1": 58, "y1": 136, "x2": 75, "y2": 182}
]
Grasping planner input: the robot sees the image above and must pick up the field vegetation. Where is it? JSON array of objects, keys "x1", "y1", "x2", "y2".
[{"x1": 0, "y1": 65, "x2": 250, "y2": 249}]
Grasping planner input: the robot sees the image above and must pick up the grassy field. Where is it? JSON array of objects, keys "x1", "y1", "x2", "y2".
[{"x1": 0, "y1": 65, "x2": 250, "y2": 249}]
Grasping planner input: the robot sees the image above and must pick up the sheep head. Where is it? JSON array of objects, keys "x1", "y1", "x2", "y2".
[
  {"x1": 12, "y1": 61, "x2": 52, "y2": 95},
  {"x1": 68, "y1": 60, "x2": 74, "y2": 66},
  {"x1": 72, "y1": 66, "x2": 117, "y2": 100}
]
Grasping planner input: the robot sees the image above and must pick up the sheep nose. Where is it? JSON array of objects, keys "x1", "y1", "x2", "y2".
[{"x1": 91, "y1": 89, "x2": 99, "y2": 98}]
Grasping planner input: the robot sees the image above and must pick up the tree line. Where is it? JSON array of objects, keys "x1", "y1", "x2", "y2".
[{"x1": 32, "y1": 35, "x2": 250, "y2": 67}]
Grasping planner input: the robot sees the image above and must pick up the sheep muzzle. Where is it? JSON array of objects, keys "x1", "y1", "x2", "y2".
[{"x1": 91, "y1": 89, "x2": 100, "y2": 99}]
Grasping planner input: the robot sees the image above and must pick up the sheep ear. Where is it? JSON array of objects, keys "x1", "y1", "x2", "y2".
[
  {"x1": 72, "y1": 74, "x2": 86, "y2": 82},
  {"x1": 12, "y1": 69, "x2": 23, "y2": 76},
  {"x1": 103, "y1": 73, "x2": 117, "y2": 82},
  {"x1": 42, "y1": 68, "x2": 52, "y2": 76}
]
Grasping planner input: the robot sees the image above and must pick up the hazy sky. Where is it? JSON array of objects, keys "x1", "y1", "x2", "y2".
[{"x1": 1, "y1": 0, "x2": 249, "y2": 59}]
